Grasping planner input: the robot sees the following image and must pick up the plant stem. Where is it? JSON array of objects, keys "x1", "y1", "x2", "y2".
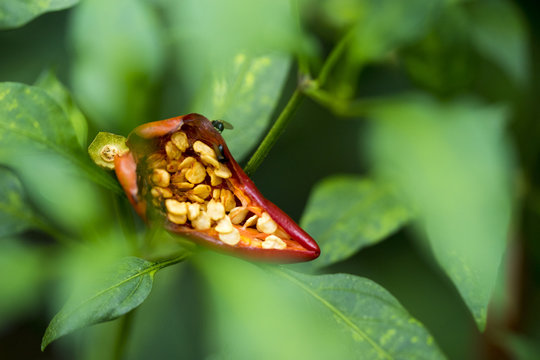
[
  {"x1": 243, "y1": 89, "x2": 304, "y2": 176},
  {"x1": 113, "y1": 309, "x2": 136, "y2": 360},
  {"x1": 243, "y1": 29, "x2": 354, "y2": 176}
]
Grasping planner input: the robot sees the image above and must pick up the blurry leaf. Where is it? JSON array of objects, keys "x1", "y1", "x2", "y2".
[
  {"x1": 0, "y1": 239, "x2": 43, "y2": 329},
  {"x1": 505, "y1": 334, "x2": 540, "y2": 360},
  {"x1": 300, "y1": 175, "x2": 411, "y2": 268},
  {"x1": 42, "y1": 257, "x2": 155, "y2": 350},
  {"x1": 196, "y1": 252, "x2": 444, "y2": 360},
  {"x1": 193, "y1": 53, "x2": 291, "y2": 159},
  {"x1": 169, "y1": 0, "x2": 304, "y2": 159},
  {"x1": 466, "y1": 0, "x2": 528, "y2": 85},
  {"x1": 0, "y1": 0, "x2": 78, "y2": 29},
  {"x1": 0, "y1": 82, "x2": 119, "y2": 232},
  {"x1": 0, "y1": 167, "x2": 34, "y2": 236},
  {"x1": 275, "y1": 268, "x2": 445, "y2": 359},
  {"x1": 35, "y1": 70, "x2": 88, "y2": 147},
  {"x1": 70, "y1": 0, "x2": 164, "y2": 133},
  {"x1": 368, "y1": 94, "x2": 513, "y2": 330}
]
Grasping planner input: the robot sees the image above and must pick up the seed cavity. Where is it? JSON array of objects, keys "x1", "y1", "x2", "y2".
[{"x1": 256, "y1": 212, "x2": 277, "y2": 234}]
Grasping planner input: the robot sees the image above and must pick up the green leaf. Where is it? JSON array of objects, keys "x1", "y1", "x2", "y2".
[
  {"x1": 300, "y1": 175, "x2": 411, "y2": 268},
  {"x1": 0, "y1": 0, "x2": 78, "y2": 29},
  {"x1": 70, "y1": 0, "x2": 165, "y2": 133},
  {"x1": 196, "y1": 252, "x2": 444, "y2": 359},
  {"x1": 276, "y1": 269, "x2": 445, "y2": 360},
  {"x1": 0, "y1": 167, "x2": 33, "y2": 236},
  {"x1": 169, "y1": 0, "x2": 303, "y2": 159},
  {"x1": 368, "y1": 94, "x2": 513, "y2": 330},
  {"x1": 35, "y1": 70, "x2": 88, "y2": 148},
  {"x1": 466, "y1": 0, "x2": 529, "y2": 85},
  {"x1": 192, "y1": 53, "x2": 291, "y2": 160},
  {"x1": 41, "y1": 257, "x2": 155, "y2": 350}
]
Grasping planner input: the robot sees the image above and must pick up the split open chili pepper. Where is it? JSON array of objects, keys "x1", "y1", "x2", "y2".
[{"x1": 113, "y1": 113, "x2": 320, "y2": 262}]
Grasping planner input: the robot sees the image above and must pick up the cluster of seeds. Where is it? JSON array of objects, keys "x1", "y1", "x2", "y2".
[{"x1": 147, "y1": 130, "x2": 288, "y2": 250}]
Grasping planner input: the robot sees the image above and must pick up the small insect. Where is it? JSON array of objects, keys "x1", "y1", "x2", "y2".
[
  {"x1": 212, "y1": 119, "x2": 234, "y2": 133},
  {"x1": 213, "y1": 143, "x2": 228, "y2": 163}
]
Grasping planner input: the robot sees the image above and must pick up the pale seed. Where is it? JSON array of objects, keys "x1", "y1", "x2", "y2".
[
  {"x1": 257, "y1": 212, "x2": 277, "y2": 234},
  {"x1": 220, "y1": 189, "x2": 236, "y2": 212},
  {"x1": 171, "y1": 131, "x2": 189, "y2": 152},
  {"x1": 207, "y1": 167, "x2": 223, "y2": 186},
  {"x1": 262, "y1": 234, "x2": 286, "y2": 250},
  {"x1": 214, "y1": 163, "x2": 232, "y2": 178},
  {"x1": 201, "y1": 154, "x2": 220, "y2": 168},
  {"x1": 178, "y1": 157, "x2": 196, "y2": 169},
  {"x1": 147, "y1": 153, "x2": 167, "y2": 169},
  {"x1": 229, "y1": 207, "x2": 249, "y2": 224},
  {"x1": 207, "y1": 199, "x2": 225, "y2": 220},
  {"x1": 244, "y1": 214, "x2": 258, "y2": 228},
  {"x1": 166, "y1": 160, "x2": 182, "y2": 173},
  {"x1": 192, "y1": 211, "x2": 211, "y2": 230},
  {"x1": 193, "y1": 141, "x2": 216, "y2": 157},
  {"x1": 215, "y1": 216, "x2": 234, "y2": 234},
  {"x1": 187, "y1": 193, "x2": 205, "y2": 204},
  {"x1": 165, "y1": 141, "x2": 182, "y2": 160},
  {"x1": 218, "y1": 228, "x2": 240, "y2": 246},
  {"x1": 185, "y1": 161, "x2": 206, "y2": 184},
  {"x1": 192, "y1": 184, "x2": 211, "y2": 199},
  {"x1": 187, "y1": 203, "x2": 200, "y2": 220},
  {"x1": 151, "y1": 168, "x2": 170, "y2": 187},
  {"x1": 212, "y1": 188, "x2": 221, "y2": 200},
  {"x1": 173, "y1": 182, "x2": 194, "y2": 190},
  {"x1": 168, "y1": 213, "x2": 187, "y2": 225},
  {"x1": 165, "y1": 199, "x2": 187, "y2": 215}
]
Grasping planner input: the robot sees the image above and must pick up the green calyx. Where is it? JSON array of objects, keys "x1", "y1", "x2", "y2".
[{"x1": 88, "y1": 132, "x2": 129, "y2": 170}]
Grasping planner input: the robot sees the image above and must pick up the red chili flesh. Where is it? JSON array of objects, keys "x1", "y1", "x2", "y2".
[{"x1": 114, "y1": 113, "x2": 320, "y2": 263}]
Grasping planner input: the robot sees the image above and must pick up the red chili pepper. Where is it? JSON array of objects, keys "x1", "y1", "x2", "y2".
[{"x1": 114, "y1": 113, "x2": 320, "y2": 262}]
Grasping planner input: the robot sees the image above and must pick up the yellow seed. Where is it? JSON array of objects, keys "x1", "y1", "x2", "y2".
[
  {"x1": 201, "y1": 154, "x2": 220, "y2": 168},
  {"x1": 178, "y1": 156, "x2": 196, "y2": 169},
  {"x1": 173, "y1": 182, "x2": 194, "y2": 190},
  {"x1": 212, "y1": 188, "x2": 221, "y2": 200},
  {"x1": 185, "y1": 161, "x2": 206, "y2": 184},
  {"x1": 207, "y1": 167, "x2": 223, "y2": 186},
  {"x1": 187, "y1": 193, "x2": 205, "y2": 203},
  {"x1": 187, "y1": 203, "x2": 200, "y2": 220},
  {"x1": 229, "y1": 207, "x2": 249, "y2": 224},
  {"x1": 219, "y1": 228, "x2": 240, "y2": 245},
  {"x1": 207, "y1": 199, "x2": 225, "y2": 220},
  {"x1": 171, "y1": 131, "x2": 189, "y2": 152},
  {"x1": 151, "y1": 187, "x2": 173, "y2": 198},
  {"x1": 151, "y1": 168, "x2": 170, "y2": 187},
  {"x1": 244, "y1": 214, "x2": 258, "y2": 228},
  {"x1": 256, "y1": 212, "x2": 277, "y2": 234},
  {"x1": 192, "y1": 184, "x2": 211, "y2": 199},
  {"x1": 165, "y1": 141, "x2": 182, "y2": 160},
  {"x1": 214, "y1": 163, "x2": 232, "y2": 178},
  {"x1": 168, "y1": 213, "x2": 187, "y2": 225},
  {"x1": 220, "y1": 189, "x2": 236, "y2": 212},
  {"x1": 215, "y1": 216, "x2": 234, "y2": 234},
  {"x1": 165, "y1": 199, "x2": 187, "y2": 215},
  {"x1": 166, "y1": 160, "x2": 182, "y2": 173},
  {"x1": 274, "y1": 227, "x2": 290, "y2": 239},
  {"x1": 192, "y1": 211, "x2": 211, "y2": 230},
  {"x1": 262, "y1": 235, "x2": 286, "y2": 249},
  {"x1": 193, "y1": 141, "x2": 216, "y2": 157}
]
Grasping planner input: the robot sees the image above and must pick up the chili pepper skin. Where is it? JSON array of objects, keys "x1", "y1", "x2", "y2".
[{"x1": 114, "y1": 113, "x2": 320, "y2": 263}]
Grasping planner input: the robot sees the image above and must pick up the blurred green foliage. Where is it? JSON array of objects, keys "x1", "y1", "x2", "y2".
[{"x1": 1, "y1": 0, "x2": 539, "y2": 359}]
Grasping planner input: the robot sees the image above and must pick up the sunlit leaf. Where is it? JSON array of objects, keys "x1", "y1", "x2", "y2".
[
  {"x1": 301, "y1": 175, "x2": 411, "y2": 268},
  {"x1": 192, "y1": 53, "x2": 291, "y2": 160},
  {"x1": 70, "y1": 0, "x2": 165, "y2": 133},
  {"x1": 35, "y1": 70, "x2": 88, "y2": 147},
  {"x1": 41, "y1": 257, "x2": 155, "y2": 350},
  {"x1": 368, "y1": 94, "x2": 513, "y2": 330},
  {"x1": 0, "y1": 0, "x2": 78, "y2": 29},
  {"x1": 0, "y1": 167, "x2": 34, "y2": 236},
  {"x1": 466, "y1": 0, "x2": 529, "y2": 85}
]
